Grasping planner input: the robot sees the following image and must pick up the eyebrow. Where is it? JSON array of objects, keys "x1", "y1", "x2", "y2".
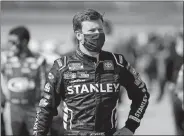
[{"x1": 88, "y1": 27, "x2": 103, "y2": 31}]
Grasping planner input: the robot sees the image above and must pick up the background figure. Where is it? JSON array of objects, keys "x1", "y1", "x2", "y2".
[
  {"x1": 1, "y1": 26, "x2": 46, "y2": 136},
  {"x1": 102, "y1": 19, "x2": 118, "y2": 52},
  {"x1": 171, "y1": 64, "x2": 184, "y2": 135},
  {"x1": 40, "y1": 40, "x2": 61, "y2": 72}
]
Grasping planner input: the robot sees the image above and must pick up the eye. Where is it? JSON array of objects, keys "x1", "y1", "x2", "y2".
[
  {"x1": 89, "y1": 29, "x2": 96, "y2": 32},
  {"x1": 99, "y1": 29, "x2": 104, "y2": 32},
  {"x1": 8, "y1": 40, "x2": 18, "y2": 45}
]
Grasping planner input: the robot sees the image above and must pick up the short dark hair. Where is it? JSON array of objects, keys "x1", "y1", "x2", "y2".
[
  {"x1": 73, "y1": 9, "x2": 104, "y2": 32},
  {"x1": 9, "y1": 26, "x2": 30, "y2": 42}
]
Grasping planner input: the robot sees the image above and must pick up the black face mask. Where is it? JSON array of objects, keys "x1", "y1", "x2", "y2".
[{"x1": 83, "y1": 33, "x2": 105, "y2": 52}]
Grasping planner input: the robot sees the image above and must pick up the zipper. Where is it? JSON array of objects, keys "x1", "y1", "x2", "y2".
[{"x1": 94, "y1": 61, "x2": 101, "y2": 131}]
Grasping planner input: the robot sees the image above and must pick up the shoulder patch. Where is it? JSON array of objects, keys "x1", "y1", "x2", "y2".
[
  {"x1": 119, "y1": 55, "x2": 123, "y2": 64},
  {"x1": 56, "y1": 59, "x2": 63, "y2": 67},
  {"x1": 112, "y1": 53, "x2": 124, "y2": 68},
  {"x1": 55, "y1": 56, "x2": 67, "y2": 71}
]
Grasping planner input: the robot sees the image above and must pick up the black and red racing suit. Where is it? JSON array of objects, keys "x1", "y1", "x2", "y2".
[
  {"x1": 33, "y1": 47, "x2": 150, "y2": 136},
  {"x1": 1, "y1": 50, "x2": 46, "y2": 135}
]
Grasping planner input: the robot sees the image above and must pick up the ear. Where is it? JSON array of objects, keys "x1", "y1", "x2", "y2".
[{"x1": 75, "y1": 31, "x2": 83, "y2": 41}]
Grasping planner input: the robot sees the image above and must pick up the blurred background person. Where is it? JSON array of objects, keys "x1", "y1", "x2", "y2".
[
  {"x1": 40, "y1": 39, "x2": 61, "y2": 72},
  {"x1": 171, "y1": 64, "x2": 184, "y2": 135},
  {"x1": 102, "y1": 19, "x2": 119, "y2": 52},
  {"x1": 1, "y1": 26, "x2": 46, "y2": 136}
]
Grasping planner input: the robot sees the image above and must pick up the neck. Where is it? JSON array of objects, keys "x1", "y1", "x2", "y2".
[
  {"x1": 18, "y1": 48, "x2": 31, "y2": 59},
  {"x1": 79, "y1": 43, "x2": 99, "y2": 58}
]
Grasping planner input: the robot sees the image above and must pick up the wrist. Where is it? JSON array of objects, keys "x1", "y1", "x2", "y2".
[{"x1": 125, "y1": 119, "x2": 140, "y2": 133}]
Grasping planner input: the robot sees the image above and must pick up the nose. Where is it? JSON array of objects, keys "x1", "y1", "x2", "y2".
[{"x1": 94, "y1": 29, "x2": 100, "y2": 34}]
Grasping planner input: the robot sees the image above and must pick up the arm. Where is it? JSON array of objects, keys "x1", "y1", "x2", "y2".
[
  {"x1": 33, "y1": 59, "x2": 64, "y2": 136},
  {"x1": 114, "y1": 54, "x2": 150, "y2": 134}
]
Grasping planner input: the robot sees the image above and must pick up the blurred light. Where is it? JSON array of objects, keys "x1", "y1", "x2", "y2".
[
  {"x1": 41, "y1": 39, "x2": 58, "y2": 53},
  {"x1": 137, "y1": 32, "x2": 148, "y2": 47},
  {"x1": 28, "y1": 39, "x2": 40, "y2": 54},
  {"x1": 175, "y1": 36, "x2": 183, "y2": 57}
]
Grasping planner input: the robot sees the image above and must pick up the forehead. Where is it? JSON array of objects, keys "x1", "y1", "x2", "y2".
[
  {"x1": 81, "y1": 19, "x2": 103, "y2": 31},
  {"x1": 8, "y1": 34, "x2": 19, "y2": 41}
]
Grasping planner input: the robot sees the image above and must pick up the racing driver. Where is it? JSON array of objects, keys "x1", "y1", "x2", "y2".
[
  {"x1": 1, "y1": 26, "x2": 46, "y2": 135},
  {"x1": 33, "y1": 9, "x2": 150, "y2": 136}
]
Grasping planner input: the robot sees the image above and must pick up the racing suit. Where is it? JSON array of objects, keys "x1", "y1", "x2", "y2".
[
  {"x1": 1, "y1": 50, "x2": 46, "y2": 135},
  {"x1": 33, "y1": 47, "x2": 150, "y2": 136},
  {"x1": 40, "y1": 51, "x2": 64, "y2": 136}
]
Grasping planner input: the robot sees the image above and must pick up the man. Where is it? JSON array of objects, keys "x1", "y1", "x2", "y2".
[
  {"x1": 1, "y1": 26, "x2": 46, "y2": 136},
  {"x1": 33, "y1": 9, "x2": 150, "y2": 136}
]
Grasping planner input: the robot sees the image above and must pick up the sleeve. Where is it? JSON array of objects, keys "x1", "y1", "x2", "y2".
[
  {"x1": 114, "y1": 54, "x2": 150, "y2": 133},
  {"x1": 33, "y1": 59, "x2": 64, "y2": 136}
]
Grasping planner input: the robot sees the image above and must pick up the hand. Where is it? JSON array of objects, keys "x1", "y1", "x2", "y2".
[{"x1": 113, "y1": 127, "x2": 133, "y2": 136}]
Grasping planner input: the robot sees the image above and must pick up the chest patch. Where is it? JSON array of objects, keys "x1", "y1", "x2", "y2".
[
  {"x1": 68, "y1": 62, "x2": 84, "y2": 71},
  {"x1": 103, "y1": 60, "x2": 114, "y2": 71}
]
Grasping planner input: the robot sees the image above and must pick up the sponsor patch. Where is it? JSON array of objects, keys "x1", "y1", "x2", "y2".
[
  {"x1": 39, "y1": 99, "x2": 49, "y2": 107},
  {"x1": 64, "y1": 72, "x2": 77, "y2": 79},
  {"x1": 77, "y1": 71, "x2": 89, "y2": 78},
  {"x1": 67, "y1": 83, "x2": 120, "y2": 94},
  {"x1": 69, "y1": 79, "x2": 86, "y2": 83},
  {"x1": 6, "y1": 69, "x2": 13, "y2": 75},
  {"x1": 9, "y1": 56, "x2": 19, "y2": 63},
  {"x1": 23, "y1": 62, "x2": 29, "y2": 67},
  {"x1": 48, "y1": 72, "x2": 54, "y2": 80},
  {"x1": 129, "y1": 66, "x2": 137, "y2": 76},
  {"x1": 56, "y1": 59, "x2": 63, "y2": 67},
  {"x1": 135, "y1": 94, "x2": 148, "y2": 118},
  {"x1": 129, "y1": 115, "x2": 140, "y2": 123},
  {"x1": 43, "y1": 93, "x2": 51, "y2": 100},
  {"x1": 31, "y1": 63, "x2": 38, "y2": 69},
  {"x1": 114, "y1": 75, "x2": 119, "y2": 82},
  {"x1": 44, "y1": 83, "x2": 51, "y2": 92},
  {"x1": 142, "y1": 88, "x2": 146, "y2": 92},
  {"x1": 26, "y1": 57, "x2": 36, "y2": 63},
  {"x1": 134, "y1": 77, "x2": 142, "y2": 86},
  {"x1": 21, "y1": 67, "x2": 31, "y2": 73},
  {"x1": 126, "y1": 62, "x2": 131, "y2": 70},
  {"x1": 12, "y1": 62, "x2": 21, "y2": 68},
  {"x1": 103, "y1": 60, "x2": 114, "y2": 70},
  {"x1": 138, "y1": 82, "x2": 145, "y2": 89},
  {"x1": 68, "y1": 62, "x2": 84, "y2": 71},
  {"x1": 7, "y1": 77, "x2": 35, "y2": 92},
  {"x1": 119, "y1": 55, "x2": 123, "y2": 64}
]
